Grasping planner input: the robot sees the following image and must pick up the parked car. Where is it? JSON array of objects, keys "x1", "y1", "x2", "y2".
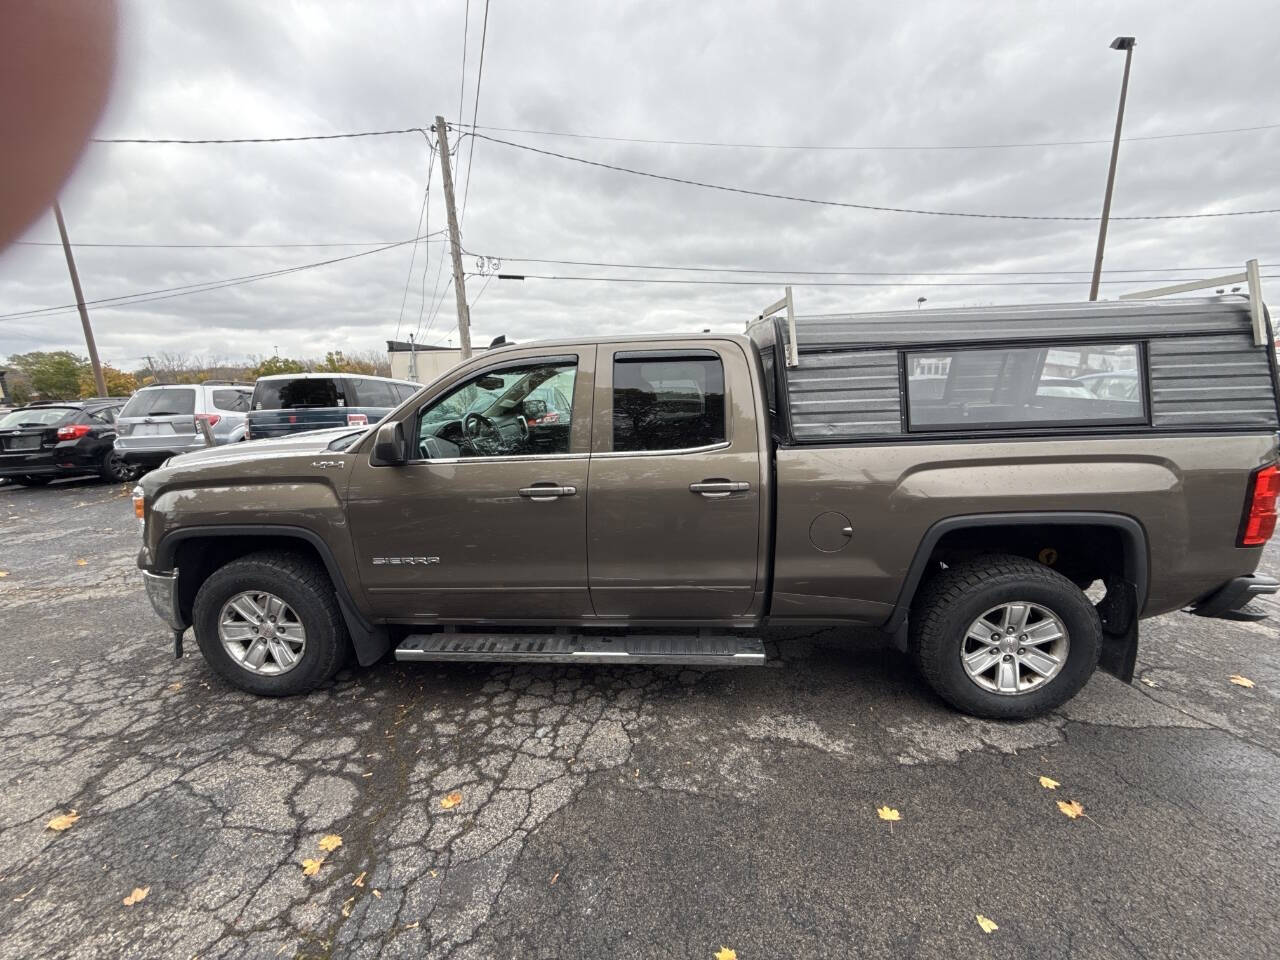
[
  {"x1": 114, "y1": 382, "x2": 253, "y2": 470},
  {"x1": 0, "y1": 398, "x2": 134, "y2": 485},
  {"x1": 246, "y1": 373, "x2": 420, "y2": 439},
  {"x1": 133, "y1": 296, "x2": 1278, "y2": 718}
]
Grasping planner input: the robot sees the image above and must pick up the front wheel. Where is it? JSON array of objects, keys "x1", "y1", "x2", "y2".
[
  {"x1": 910, "y1": 555, "x2": 1102, "y2": 719},
  {"x1": 192, "y1": 551, "x2": 350, "y2": 696}
]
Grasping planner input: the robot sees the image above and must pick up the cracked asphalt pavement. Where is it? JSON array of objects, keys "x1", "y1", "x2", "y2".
[{"x1": 1, "y1": 477, "x2": 1278, "y2": 959}]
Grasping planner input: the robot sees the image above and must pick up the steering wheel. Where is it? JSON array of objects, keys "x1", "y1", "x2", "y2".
[{"x1": 462, "y1": 411, "x2": 499, "y2": 441}]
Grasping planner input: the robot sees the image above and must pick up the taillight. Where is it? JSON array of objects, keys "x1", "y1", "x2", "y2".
[
  {"x1": 347, "y1": 413, "x2": 369, "y2": 426},
  {"x1": 57, "y1": 424, "x2": 93, "y2": 440},
  {"x1": 195, "y1": 413, "x2": 221, "y2": 428},
  {"x1": 1240, "y1": 464, "x2": 1280, "y2": 546},
  {"x1": 132, "y1": 485, "x2": 145, "y2": 521}
]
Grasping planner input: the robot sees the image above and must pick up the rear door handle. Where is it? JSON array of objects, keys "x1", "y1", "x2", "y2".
[
  {"x1": 689, "y1": 480, "x2": 751, "y2": 498},
  {"x1": 519, "y1": 484, "x2": 577, "y2": 501}
]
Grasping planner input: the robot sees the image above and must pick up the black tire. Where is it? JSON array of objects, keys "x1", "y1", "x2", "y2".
[
  {"x1": 100, "y1": 448, "x2": 139, "y2": 483},
  {"x1": 192, "y1": 551, "x2": 350, "y2": 696},
  {"x1": 16, "y1": 475, "x2": 51, "y2": 486},
  {"x1": 909, "y1": 554, "x2": 1101, "y2": 720}
]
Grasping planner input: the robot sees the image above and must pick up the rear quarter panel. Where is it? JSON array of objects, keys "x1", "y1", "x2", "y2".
[{"x1": 772, "y1": 433, "x2": 1278, "y2": 622}]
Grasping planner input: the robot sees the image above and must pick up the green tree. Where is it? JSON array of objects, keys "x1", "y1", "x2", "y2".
[
  {"x1": 4, "y1": 351, "x2": 88, "y2": 400},
  {"x1": 78, "y1": 364, "x2": 138, "y2": 397},
  {"x1": 251, "y1": 356, "x2": 306, "y2": 378},
  {"x1": 317, "y1": 350, "x2": 377, "y2": 374}
]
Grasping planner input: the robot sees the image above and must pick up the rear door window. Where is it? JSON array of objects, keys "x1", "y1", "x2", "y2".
[
  {"x1": 611, "y1": 354, "x2": 727, "y2": 452},
  {"x1": 211, "y1": 389, "x2": 251, "y2": 412},
  {"x1": 253, "y1": 378, "x2": 342, "y2": 410},
  {"x1": 120, "y1": 388, "x2": 196, "y2": 418}
]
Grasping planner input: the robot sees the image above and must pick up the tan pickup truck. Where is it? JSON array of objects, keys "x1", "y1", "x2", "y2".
[{"x1": 135, "y1": 296, "x2": 1279, "y2": 718}]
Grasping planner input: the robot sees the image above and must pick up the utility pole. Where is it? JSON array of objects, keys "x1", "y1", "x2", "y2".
[
  {"x1": 53, "y1": 200, "x2": 108, "y2": 397},
  {"x1": 1088, "y1": 36, "x2": 1136, "y2": 302},
  {"x1": 435, "y1": 115, "x2": 472, "y2": 359}
]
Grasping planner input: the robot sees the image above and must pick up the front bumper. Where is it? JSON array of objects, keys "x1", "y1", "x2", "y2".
[
  {"x1": 1190, "y1": 574, "x2": 1280, "y2": 621},
  {"x1": 142, "y1": 569, "x2": 185, "y2": 631}
]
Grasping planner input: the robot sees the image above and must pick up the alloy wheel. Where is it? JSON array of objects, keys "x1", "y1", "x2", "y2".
[
  {"x1": 960, "y1": 601, "x2": 1070, "y2": 695},
  {"x1": 217, "y1": 591, "x2": 307, "y2": 676}
]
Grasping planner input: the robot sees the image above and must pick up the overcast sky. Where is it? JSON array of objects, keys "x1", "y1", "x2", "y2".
[{"x1": 1, "y1": 0, "x2": 1277, "y2": 370}]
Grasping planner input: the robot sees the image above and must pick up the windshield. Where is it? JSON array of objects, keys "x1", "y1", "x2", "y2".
[
  {"x1": 120, "y1": 388, "x2": 196, "y2": 418},
  {"x1": 253, "y1": 378, "x2": 343, "y2": 410},
  {"x1": 0, "y1": 407, "x2": 76, "y2": 428}
]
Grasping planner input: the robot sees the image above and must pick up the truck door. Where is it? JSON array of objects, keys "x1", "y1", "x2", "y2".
[
  {"x1": 346, "y1": 349, "x2": 595, "y2": 621},
  {"x1": 587, "y1": 342, "x2": 764, "y2": 619}
]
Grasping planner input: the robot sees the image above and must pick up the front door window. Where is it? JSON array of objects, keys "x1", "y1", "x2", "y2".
[{"x1": 417, "y1": 359, "x2": 578, "y2": 459}]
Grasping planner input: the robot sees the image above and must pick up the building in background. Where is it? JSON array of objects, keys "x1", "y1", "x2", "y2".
[{"x1": 385, "y1": 341, "x2": 466, "y2": 385}]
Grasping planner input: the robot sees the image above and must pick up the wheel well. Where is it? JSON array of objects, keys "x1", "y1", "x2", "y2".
[
  {"x1": 925, "y1": 523, "x2": 1128, "y2": 592},
  {"x1": 173, "y1": 535, "x2": 328, "y2": 625}
]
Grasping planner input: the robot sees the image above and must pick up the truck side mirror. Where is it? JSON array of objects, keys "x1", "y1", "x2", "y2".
[{"x1": 373, "y1": 421, "x2": 408, "y2": 465}]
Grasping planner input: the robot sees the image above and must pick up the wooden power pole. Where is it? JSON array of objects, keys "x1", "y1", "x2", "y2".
[
  {"x1": 53, "y1": 200, "x2": 108, "y2": 397},
  {"x1": 434, "y1": 116, "x2": 473, "y2": 359}
]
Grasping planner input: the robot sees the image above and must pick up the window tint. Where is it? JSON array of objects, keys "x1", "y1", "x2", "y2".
[
  {"x1": 906, "y1": 343, "x2": 1144, "y2": 431},
  {"x1": 350, "y1": 378, "x2": 396, "y2": 408},
  {"x1": 394, "y1": 383, "x2": 419, "y2": 402},
  {"x1": 211, "y1": 389, "x2": 250, "y2": 412},
  {"x1": 252, "y1": 378, "x2": 342, "y2": 410},
  {"x1": 418, "y1": 359, "x2": 578, "y2": 458},
  {"x1": 120, "y1": 387, "x2": 196, "y2": 418},
  {"x1": 0, "y1": 407, "x2": 76, "y2": 427},
  {"x1": 89, "y1": 408, "x2": 114, "y2": 424},
  {"x1": 612, "y1": 355, "x2": 726, "y2": 452}
]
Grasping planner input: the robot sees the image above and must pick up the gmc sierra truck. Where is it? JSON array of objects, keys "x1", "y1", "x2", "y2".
[{"x1": 135, "y1": 295, "x2": 1280, "y2": 719}]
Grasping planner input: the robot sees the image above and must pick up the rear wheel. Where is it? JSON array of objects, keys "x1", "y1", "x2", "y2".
[
  {"x1": 192, "y1": 551, "x2": 350, "y2": 696},
  {"x1": 910, "y1": 554, "x2": 1101, "y2": 719},
  {"x1": 100, "y1": 449, "x2": 139, "y2": 483}
]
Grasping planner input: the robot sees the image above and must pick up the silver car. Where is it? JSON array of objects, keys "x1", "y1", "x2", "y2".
[{"x1": 114, "y1": 382, "x2": 253, "y2": 470}]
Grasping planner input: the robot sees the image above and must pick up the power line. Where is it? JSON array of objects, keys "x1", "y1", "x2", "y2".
[
  {"x1": 14, "y1": 234, "x2": 445, "y2": 249},
  {"x1": 456, "y1": 0, "x2": 470, "y2": 135},
  {"x1": 90, "y1": 127, "x2": 428, "y2": 144},
  {"x1": 459, "y1": 0, "x2": 492, "y2": 224},
  {"x1": 395, "y1": 139, "x2": 437, "y2": 341},
  {"x1": 460, "y1": 120, "x2": 1280, "y2": 151},
  {"x1": 479, "y1": 272, "x2": 1280, "y2": 288},
  {"x1": 0, "y1": 237, "x2": 425, "y2": 322},
  {"x1": 475, "y1": 253, "x2": 1280, "y2": 278},
  {"x1": 470, "y1": 132, "x2": 1280, "y2": 221}
]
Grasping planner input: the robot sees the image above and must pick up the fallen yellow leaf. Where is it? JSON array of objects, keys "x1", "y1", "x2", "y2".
[
  {"x1": 1229, "y1": 675, "x2": 1256, "y2": 689},
  {"x1": 353, "y1": 871, "x2": 366, "y2": 887},
  {"x1": 714, "y1": 948, "x2": 737, "y2": 960},
  {"x1": 0, "y1": 571, "x2": 9, "y2": 578},
  {"x1": 1057, "y1": 800, "x2": 1085, "y2": 820},
  {"x1": 372, "y1": 889, "x2": 382, "y2": 899},
  {"x1": 341, "y1": 896, "x2": 355, "y2": 918},
  {"x1": 46, "y1": 811, "x2": 80, "y2": 832},
  {"x1": 440, "y1": 791, "x2": 463, "y2": 810},
  {"x1": 976, "y1": 914, "x2": 999, "y2": 934},
  {"x1": 876, "y1": 806, "x2": 901, "y2": 822},
  {"x1": 122, "y1": 886, "x2": 150, "y2": 906},
  {"x1": 1038, "y1": 776, "x2": 1060, "y2": 790},
  {"x1": 302, "y1": 858, "x2": 324, "y2": 876},
  {"x1": 1139, "y1": 677, "x2": 1158, "y2": 687},
  {"x1": 318, "y1": 834, "x2": 343, "y2": 852},
  {"x1": 75, "y1": 558, "x2": 87, "y2": 567}
]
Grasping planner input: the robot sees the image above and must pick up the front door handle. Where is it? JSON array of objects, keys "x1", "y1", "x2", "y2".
[
  {"x1": 519, "y1": 484, "x2": 577, "y2": 501},
  {"x1": 689, "y1": 480, "x2": 751, "y2": 498}
]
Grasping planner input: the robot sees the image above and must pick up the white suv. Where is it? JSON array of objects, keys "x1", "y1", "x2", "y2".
[{"x1": 114, "y1": 382, "x2": 253, "y2": 470}]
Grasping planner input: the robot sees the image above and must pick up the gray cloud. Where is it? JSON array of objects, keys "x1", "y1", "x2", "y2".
[{"x1": 2, "y1": 0, "x2": 1277, "y2": 369}]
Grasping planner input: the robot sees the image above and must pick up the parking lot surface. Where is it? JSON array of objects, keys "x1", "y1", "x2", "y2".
[{"x1": 1, "y1": 477, "x2": 1277, "y2": 959}]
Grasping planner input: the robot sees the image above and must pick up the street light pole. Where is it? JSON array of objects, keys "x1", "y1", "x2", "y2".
[{"x1": 1088, "y1": 36, "x2": 1136, "y2": 302}]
